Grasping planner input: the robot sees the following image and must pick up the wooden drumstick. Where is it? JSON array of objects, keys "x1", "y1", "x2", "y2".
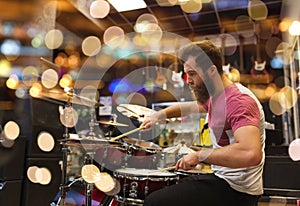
[
  {"x1": 110, "y1": 126, "x2": 144, "y2": 142},
  {"x1": 150, "y1": 166, "x2": 176, "y2": 173}
]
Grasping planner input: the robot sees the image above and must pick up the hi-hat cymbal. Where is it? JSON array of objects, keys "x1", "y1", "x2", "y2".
[
  {"x1": 122, "y1": 137, "x2": 162, "y2": 152},
  {"x1": 98, "y1": 121, "x2": 128, "y2": 127},
  {"x1": 37, "y1": 89, "x2": 103, "y2": 107},
  {"x1": 117, "y1": 104, "x2": 156, "y2": 122}
]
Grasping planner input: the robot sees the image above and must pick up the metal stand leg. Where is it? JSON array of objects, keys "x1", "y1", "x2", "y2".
[
  {"x1": 57, "y1": 132, "x2": 70, "y2": 206},
  {"x1": 84, "y1": 152, "x2": 96, "y2": 206}
]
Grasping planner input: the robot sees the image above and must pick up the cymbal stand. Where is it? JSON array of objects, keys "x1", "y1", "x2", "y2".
[
  {"x1": 56, "y1": 103, "x2": 72, "y2": 206},
  {"x1": 87, "y1": 111, "x2": 99, "y2": 139},
  {"x1": 84, "y1": 111, "x2": 98, "y2": 206},
  {"x1": 83, "y1": 151, "x2": 96, "y2": 206}
]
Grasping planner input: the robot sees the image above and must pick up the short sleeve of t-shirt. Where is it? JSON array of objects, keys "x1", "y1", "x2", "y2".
[{"x1": 227, "y1": 93, "x2": 260, "y2": 132}]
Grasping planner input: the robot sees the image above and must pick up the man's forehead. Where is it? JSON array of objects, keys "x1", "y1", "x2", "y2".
[{"x1": 183, "y1": 56, "x2": 197, "y2": 72}]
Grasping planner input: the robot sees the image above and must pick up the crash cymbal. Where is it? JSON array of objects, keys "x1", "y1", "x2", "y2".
[
  {"x1": 117, "y1": 104, "x2": 156, "y2": 122},
  {"x1": 98, "y1": 120, "x2": 128, "y2": 127},
  {"x1": 37, "y1": 88, "x2": 103, "y2": 107}
]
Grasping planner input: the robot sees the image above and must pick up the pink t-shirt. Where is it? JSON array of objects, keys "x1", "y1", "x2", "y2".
[
  {"x1": 203, "y1": 83, "x2": 265, "y2": 195},
  {"x1": 204, "y1": 83, "x2": 260, "y2": 146}
]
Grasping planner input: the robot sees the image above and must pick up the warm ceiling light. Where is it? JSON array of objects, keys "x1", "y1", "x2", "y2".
[
  {"x1": 289, "y1": 20, "x2": 300, "y2": 36},
  {"x1": 108, "y1": 0, "x2": 147, "y2": 12}
]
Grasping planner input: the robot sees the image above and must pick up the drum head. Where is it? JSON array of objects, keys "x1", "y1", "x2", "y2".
[{"x1": 123, "y1": 137, "x2": 162, "y2": 152}]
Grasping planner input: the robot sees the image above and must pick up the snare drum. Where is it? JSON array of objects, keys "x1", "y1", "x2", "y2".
[
  {"x1": 175, "y1": 163, "x2": 213, "y2": 179},
  {"x1": 122, "y1": 138, "x2": 162, "y2": 169},
  {"x1": 113, "y1": 168, "x2": 179, "y2": 205}
]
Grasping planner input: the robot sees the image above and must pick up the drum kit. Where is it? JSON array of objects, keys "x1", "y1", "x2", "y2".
[{"x1": 36, "y1": 87, "x2": 212, "y2": 206}]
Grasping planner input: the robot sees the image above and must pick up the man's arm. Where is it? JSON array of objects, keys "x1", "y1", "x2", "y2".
[
  {"x1": 176, "y1": 125, "x2": 263, "y2": 169},
  {"x1": 141, "y1": 101, "x2": 206, "y2": 129}
]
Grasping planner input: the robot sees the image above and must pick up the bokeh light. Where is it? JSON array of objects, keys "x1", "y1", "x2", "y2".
[
  {"x1": 90, "y1": 0, "x2": 110, "y2": 18},
  {"x1": 27, "y1": 166, "x2": 39, "y2": 183},
  {"x1": 140, "y1": 23, "x2": 163, "y2": 43},
  {"x1": 29, "y1": 82, "x2": 43, "y2": 98},
  {"x1": 59, "y1": 106, "x2": 79, "y2": 128},
  {"x1": 45, "y1": 29, "x2": 64, "y2": 49},
  {"x1": 41, "y1": 69, "x2": 59, "y2": 89},
  {"x1": 216, "y1": 34, "x2": 237, "y2": 56},
  {"x1": 15, "y1": 86, "x2": 28, "y2": 99},
  {"x1": 289, "y1": 20, "x2": 300, "y2": 36},
  {"x1": 0, "y1": 59, "x2": 12, "y2": 77},
  {"x1": 95, "y1": 172, "x2": 115, "y2": 193},
  {"x1": 280, "y1": 86, "x2": 297, "y2": 110},
  {"x1": 82, "y1": 36, "x2": 101, "y2": 56},
  {"x1": 81, "y1": 164, "x2": 101, "y2": 183},
  {"x1": 180, "y1": 0, "x2": 202, "y2": 13},
  {"x1": 289, "y1": 138, "x2": 300, "y2": 161},
  {"x1": 22, "y1": 66, "x2": 39, "y2": 87},
  {"x1": 3, "y1": 121, "x2": 20, "y2": 140},
  {"x1": 103, "y1": 26, "x2": 125, "y2": 48},
  {"x1": 35, "y1": 167, "x2": 52, "y2": 185},
  {"x1": 59, "y1": 74, "x2": 73, "y2": 88},
  {"x1": 135, "y1": 13, "x2": 158, "y2": 33},
  {"x1": 37, "y1": 131, "x2": 55, "y2": 152},
  {"x1": 6, "y1": 74, "x2": 19, "y2": 89},
  {"x1": 269, "y1": 92, "x2": 285, "y2": 115},
  {"x1": 247, "y1": 0, "x2": 268, "y2": 21}
]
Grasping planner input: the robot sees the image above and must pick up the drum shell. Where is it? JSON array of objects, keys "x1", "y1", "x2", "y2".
[
  {"x1": 113, "y1": 168, "x2": 179, "y2": 204},
  {"x1": 94, "y1": 146, "x2": 127, "y2": 171},
  {"x1": 125, "y1": 147, "x2": 160, "y2": 169}
]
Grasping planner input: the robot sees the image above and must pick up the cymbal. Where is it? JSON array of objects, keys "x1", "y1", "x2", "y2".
[
  {"x1": 117, "y1": 104, "x2": 156, "y2": 122},
  {"x1": 98, "y1": 121, "x2": 128, "y2": 127},
  {"x1": 122, "y1": 137, "x2": 162, "y2": 152},
  {"x1": 37, "y1": 89, "x2": 103, "y2": 107},
  {"x1": 59, "y1": 136, "x2": 122, "y2": 150},
  {"x1": 163, "y1": 143, "x2": 195, "y2": 154}
]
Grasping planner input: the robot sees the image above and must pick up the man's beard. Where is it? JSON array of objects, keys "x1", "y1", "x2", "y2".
[{"x1": 190, "y1": 82, "x2": 210, "y2": 104}]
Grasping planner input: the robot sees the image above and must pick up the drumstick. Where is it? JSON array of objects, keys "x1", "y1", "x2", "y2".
[
  {"x1": 110, "y1": 126, "x2": 144, "y2": 142},
  {"x1": 150, "y1": 166, "x2": 176, "y2": 173}
]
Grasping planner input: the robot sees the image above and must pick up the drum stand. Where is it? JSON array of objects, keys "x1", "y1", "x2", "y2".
[
  {"x1": 83, "y1": 113, "x2": 98, "y2": 206},
  {"x1": 56, "y1": 103, "x2": 72, "y2": 206},
  {"x1": 83, "y1": 151, "x2": 96, "y2": 206}
]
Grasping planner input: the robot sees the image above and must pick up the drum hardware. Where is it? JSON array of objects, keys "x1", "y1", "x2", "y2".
[
  {"x1": 56, "y1": 124, "x2": 72, "y2": 205},
  {"x1": 129, "y1": 181, "x2": 138, "y2": 198},
  {"x1": 82, "y1": 152, "x2": 97, "y2": 206},
  {"x1": 98, "y1": 120, "x2": 128, "y2": 139}
]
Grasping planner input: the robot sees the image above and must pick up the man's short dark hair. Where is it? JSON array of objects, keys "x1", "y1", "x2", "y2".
[{"x1": 179, "y1": 40, "x2": 223, "y2": 75}]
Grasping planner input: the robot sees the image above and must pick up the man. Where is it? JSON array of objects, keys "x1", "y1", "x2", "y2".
[{"x1": 141, "y1": 40, "x2": 265, "y2": 206}]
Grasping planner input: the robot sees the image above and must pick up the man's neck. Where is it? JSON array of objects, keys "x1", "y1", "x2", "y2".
[{"x1": 212, "y1": 74, "x2": 233, "y2": 99}]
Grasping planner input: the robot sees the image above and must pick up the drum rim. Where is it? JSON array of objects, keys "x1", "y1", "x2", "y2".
[{"x1": 113, "y1": 168, "x2": 179, "y2": 181}]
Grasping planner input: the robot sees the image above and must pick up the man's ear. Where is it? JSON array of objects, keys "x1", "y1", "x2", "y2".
[{"x1": 208, "y1": 65, "x2": 217, "y2": 77}]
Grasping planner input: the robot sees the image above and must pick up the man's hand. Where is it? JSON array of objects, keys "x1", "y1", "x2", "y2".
[{"x1": 175, "y1": 152, "x2": 201, "y2": 170}]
